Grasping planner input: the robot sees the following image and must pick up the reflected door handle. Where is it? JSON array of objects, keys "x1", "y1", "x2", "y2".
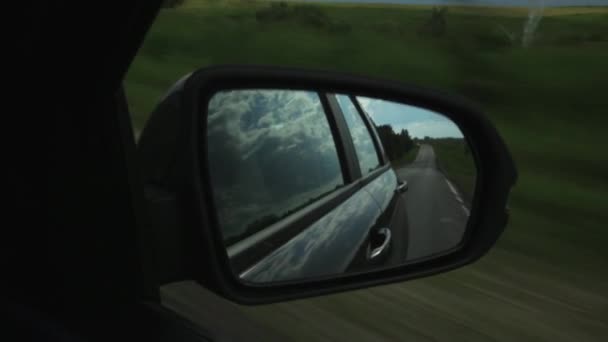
[
  {"x1": 367, "y1": 228, "x2": 392, "y2": 260},
  {"x1": 396, "y1": 180, "x2": 408, "y2": 193}
]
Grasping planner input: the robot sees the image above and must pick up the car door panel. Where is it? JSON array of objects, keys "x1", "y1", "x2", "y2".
[
  {"x1": 363, "y1": 168, "x2": 399, "y2": 211},
  {"x1": 239, "y1": 183, "x2": 382, "y2": 283},
  {"x1": 346, "y1": 168, "x2": 409, "y2": 271},
  {"x1": 364, "y1": 168, "x2": 409, "y2": 265}
]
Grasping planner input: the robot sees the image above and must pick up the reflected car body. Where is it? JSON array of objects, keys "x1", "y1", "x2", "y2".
[
  {"x1": 241, "y1": 170, "x2": 404, "y2": 282},
  {"x1": 223, "y1": 94, "x2": 409, "y2": 283}
]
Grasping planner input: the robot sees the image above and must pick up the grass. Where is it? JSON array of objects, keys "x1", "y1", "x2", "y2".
[
  {"x1": 125, "y1": 1, "x2": 608, "y2": 340},
  {"x1": 430, "y1": 138, "x2": 476, "y2": 203}
]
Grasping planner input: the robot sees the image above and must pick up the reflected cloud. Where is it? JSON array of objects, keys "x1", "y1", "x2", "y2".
[{"x1": 207, "y1": 90, "x2": 344, "y2": 243}]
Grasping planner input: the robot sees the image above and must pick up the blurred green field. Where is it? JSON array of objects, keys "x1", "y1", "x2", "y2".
[{"x1": 126, "y1": 1, "x2": 608, "y2": 340}]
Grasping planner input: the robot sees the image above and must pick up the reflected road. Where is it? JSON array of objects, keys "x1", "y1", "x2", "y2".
[{"x1": 395, "y1": 144, "x2": 470, "y2": 261}]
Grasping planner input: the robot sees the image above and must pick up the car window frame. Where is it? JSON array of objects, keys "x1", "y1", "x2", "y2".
[
  {"x1": 327, "y1": 94, "x2": 390, "y2": 187},
  {"x1": 351, "y1": 96, "x2": 389, "y2": 166}
]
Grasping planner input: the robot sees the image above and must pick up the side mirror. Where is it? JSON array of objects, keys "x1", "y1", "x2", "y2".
[{"x1": 137, "y1": 65, "x2": 517, "y2": 304}]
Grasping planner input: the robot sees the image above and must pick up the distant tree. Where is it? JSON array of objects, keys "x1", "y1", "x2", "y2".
[
  {"x1": 376, "y1": 125, "x2": 415, "y2": 162},
  {"x1": 418, "y1": 6, "x2": 447, "y2": 37},
  {"x1": 399, "y1": 129, "x2": 414, "y2": 151},
  {"x1": 376, "y1": 125, "x2": 397, "y2": 160}
]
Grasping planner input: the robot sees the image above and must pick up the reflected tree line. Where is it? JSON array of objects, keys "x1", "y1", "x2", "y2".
[{"x1": 375, "y1": 125, "x2": 415, "y2": 162}]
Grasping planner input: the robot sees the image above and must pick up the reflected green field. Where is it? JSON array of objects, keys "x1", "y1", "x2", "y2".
[
  {"x1": 429, "y1": 138, "x2": 476, "y2": 203},
  {"x1": 126, "y1": 1, "x2": 608, "y2": 340},
  {"x1": 392, "y1": 144, "x2": 420, "y2": 168}
]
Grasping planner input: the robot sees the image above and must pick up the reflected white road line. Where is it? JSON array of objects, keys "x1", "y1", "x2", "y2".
[{"x1": 445, "y1": 179, "x2": 469, "y2": 216}]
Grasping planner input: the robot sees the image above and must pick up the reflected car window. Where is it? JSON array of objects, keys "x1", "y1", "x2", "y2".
[
  {"x1": 207, "y1": 90, "x2": 345, "y2": 245},
  {"x1": 335, "y1": 94, "x2": 381, "y2": 176}
]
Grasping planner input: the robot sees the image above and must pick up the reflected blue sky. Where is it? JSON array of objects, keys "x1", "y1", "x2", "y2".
[{"x1": 358, "y1": 97, "x2": 463, "y2": 139}]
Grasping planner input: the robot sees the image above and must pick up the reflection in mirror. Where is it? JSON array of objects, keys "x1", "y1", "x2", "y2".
[
  {"x1": 359, "y1": 97, "x2": 476, "y2": 261},
  {"x1": 205, "y1": 90, "x2": 476, "y2": 284}
]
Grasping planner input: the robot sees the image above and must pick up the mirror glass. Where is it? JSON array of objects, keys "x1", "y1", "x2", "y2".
[{"x1": 205, "y1": 89, "x2": 476, "y2": 284}]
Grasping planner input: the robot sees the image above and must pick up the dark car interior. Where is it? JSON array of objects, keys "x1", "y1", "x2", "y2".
[{"x1": 8, "y1": 1, "x2": 176, "y2": 340}]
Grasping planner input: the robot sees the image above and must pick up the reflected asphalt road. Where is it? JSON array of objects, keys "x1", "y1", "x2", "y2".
[{"x1": 394, "y1": 144, "x2": 470, "y2": 261}]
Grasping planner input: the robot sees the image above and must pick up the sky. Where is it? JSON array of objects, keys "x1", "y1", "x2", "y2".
[{"x1": 358, "y1": 96, "x2": 464, "y2": 139}]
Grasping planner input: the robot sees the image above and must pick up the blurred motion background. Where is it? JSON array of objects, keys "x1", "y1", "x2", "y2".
[{"x1": 125, "y1": 0, "x2": 608, "y2": 340}]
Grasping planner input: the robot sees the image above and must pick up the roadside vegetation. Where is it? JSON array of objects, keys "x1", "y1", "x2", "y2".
[
  {"x1": 392, "y1": 144, "x2": 419, "y2": 167},
  {"x1": 375, "y1": 124, "x2": 418, "y2": 168},
  {"x1": 126, "y1": 1, "x2": 608, "y2": 340},
  {"x1": 428, "y1": 138, "x2": 476, "y2": 203}
]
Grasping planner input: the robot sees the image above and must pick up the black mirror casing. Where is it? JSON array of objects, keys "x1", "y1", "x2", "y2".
[{"x1": 137, "y1": 65, "x2": 517, "y2": 305}]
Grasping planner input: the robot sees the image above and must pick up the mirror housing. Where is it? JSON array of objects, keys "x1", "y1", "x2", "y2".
[{"x1": 137, "y1": 65, "x2": 517, "y2": 305}]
